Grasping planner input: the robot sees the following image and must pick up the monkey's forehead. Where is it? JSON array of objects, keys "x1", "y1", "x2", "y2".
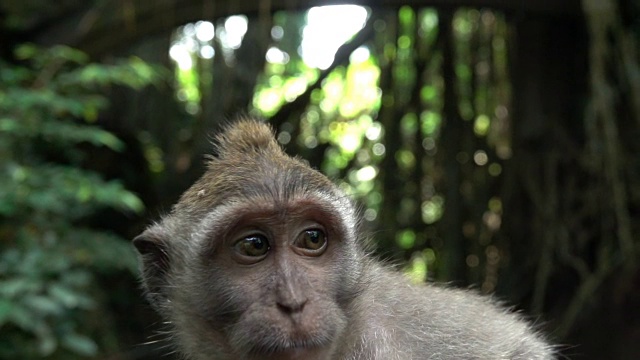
[
  {"x1": 199, "y1": 191, "x2": 353, "y2": 226},
  {"x1": 177, "y1": 152, "x2": 335, "y2": 207},
  {"x1": 176, "y1": 178, "x2": 352, "y2": 217}
]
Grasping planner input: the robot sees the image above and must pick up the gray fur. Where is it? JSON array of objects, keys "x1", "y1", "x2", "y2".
[{"x1": 134, "y1": 119, "x2": 554, "y2": 360}]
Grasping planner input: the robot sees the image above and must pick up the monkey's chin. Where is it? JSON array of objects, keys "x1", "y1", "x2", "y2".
[
  {"x1": 249, "y1": 346, "x2": 331, "y2": 360},
  {"x1": 244, "y1": 334, "x2": 334, "y2": 360}
]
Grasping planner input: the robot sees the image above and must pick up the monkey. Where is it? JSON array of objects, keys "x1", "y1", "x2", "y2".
[{"x1": 133, "y1": 118, "x2": 554, "y2": 360}]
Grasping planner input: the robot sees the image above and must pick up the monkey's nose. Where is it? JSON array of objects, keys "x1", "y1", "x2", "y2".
[{"x1": 276, "y1": 298, "x2": 307, "y2": 314}]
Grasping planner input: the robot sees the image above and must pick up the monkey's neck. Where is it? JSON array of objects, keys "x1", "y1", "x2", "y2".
[{"x1": 335, "y1": 263, "x2": 407, "y2": 359}]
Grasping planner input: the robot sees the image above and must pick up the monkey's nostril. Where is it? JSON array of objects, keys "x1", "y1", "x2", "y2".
[{"x1": 277, "y1": 299, "x2": 307, "y2": 314}]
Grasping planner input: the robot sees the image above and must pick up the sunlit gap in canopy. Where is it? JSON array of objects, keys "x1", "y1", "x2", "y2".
[
  {"x1": 167, "y1": 15, "x2": 249, "y2": 114},
  {"x1": 255, "y1": 4, "x2": 373, "y2": 120},
  {"x1": 168, "y1": 4, "x2": 368, "y2": 71},
  {"x1": 254, "y1": 5, "x2": 380, "y2": 185},
  {"x1": 169, "y1": 16, "x2": 249, "y2": 69},
  {"x1": 300, "y1": 5, "x2": 369, "y2": 69},
  {"x1": 167, "y1": 5, "x2": 369, "y2": 115}
]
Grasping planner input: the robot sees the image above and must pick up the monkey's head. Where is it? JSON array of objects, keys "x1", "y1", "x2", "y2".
[{"x1": 133, "y1": 119, "x2": 364, "y2": 359}]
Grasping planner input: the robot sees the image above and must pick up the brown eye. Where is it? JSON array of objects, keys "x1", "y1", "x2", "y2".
[
  {"x1": 295, "y1": 229, "x2": 327, "y2": 255},
  {"x1": 234, "y1": 235, "x2": 270, "y2": 258}
]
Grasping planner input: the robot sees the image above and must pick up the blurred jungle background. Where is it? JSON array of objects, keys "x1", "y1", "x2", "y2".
[{"x1": 1, "y1": 0, "x2": 638, "y2": 359}]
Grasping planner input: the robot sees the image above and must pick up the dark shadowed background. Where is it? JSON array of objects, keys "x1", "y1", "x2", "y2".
[{"x1": 1, "y1": 0, "x2": 638, "y2": 359}]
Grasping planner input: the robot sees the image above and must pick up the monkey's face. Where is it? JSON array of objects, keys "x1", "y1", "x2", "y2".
[
  {"x1": 137, "y1": 168, "x2": 362, "y2": 359},
  {"x1": 191, "y1": 194, "x2": 357, "y2": 359},
  {"x1": 135, "y1": 120, "x2": 363, "y2": 359}
]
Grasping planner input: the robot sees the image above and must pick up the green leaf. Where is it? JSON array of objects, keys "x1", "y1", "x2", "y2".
[
  {"x1": 50, "y1": 45, "x2": 88, "y2": 64},
  {"x1": 61, "y1": 333, "x2": 98, "y2": 356},
  {"x1": 48, "y1": 284, "x2": 82, "y2": 309},
  {"x1": 23, "y1": 295, "x2": 64, "y2": 316},
  {"x1": 40, "y1": 121, "x2": 125, "y2": 150},
  {"x1": 14, "y1": 43, "x2": 38, "y2": 60},
  {"x1": 0, "y1": 117, "x2": 19, "y2": 132},
  {"x1": 0, "y1": 299, "x2": 14, "y2": 325},
  {"x1": 0, "y1": 279, "x2": 41, "y2": 297},
  {"x1": 38, "y1": 332, "x2": 57, "y2": 356},
  {"x1": 6, "y1": 304, "x2": 34, "y2": 331},
  {"x1": 119, "y1": 191, "x2": 145, "y2": 213}
]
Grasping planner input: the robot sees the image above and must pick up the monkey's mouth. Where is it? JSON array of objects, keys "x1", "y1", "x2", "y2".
[
  {"x1": 247, "y1": 340, "x2": 330, "y2": 360},
  {"x1": 250, "y1": 336, "x2": 327, "y2": 355}
]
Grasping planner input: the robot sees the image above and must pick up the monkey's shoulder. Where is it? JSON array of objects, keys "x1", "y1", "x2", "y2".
[{"x1": 353, "y1": 267, "x2": 554, "y2": 359}]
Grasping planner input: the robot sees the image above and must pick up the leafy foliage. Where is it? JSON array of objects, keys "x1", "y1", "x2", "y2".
[{"x1": 0, "y1": 44, "x2": 160, "y2": 358}]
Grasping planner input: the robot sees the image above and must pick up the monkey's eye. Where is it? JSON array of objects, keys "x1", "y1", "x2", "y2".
[
  {"x1": 234, "y1": 235, "x2": 270, "y2": 258},
  {"x1": 295, "y1": 229, "x2": 327, "y2": 255}
]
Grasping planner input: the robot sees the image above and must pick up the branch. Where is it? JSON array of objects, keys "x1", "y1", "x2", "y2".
[{"x1": 270, "y1": 12, "x2": 376, "y2": 128}]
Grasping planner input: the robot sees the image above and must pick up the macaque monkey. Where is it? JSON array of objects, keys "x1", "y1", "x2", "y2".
[{"x1": 133, "y1": 118, "x2": 553, "y2": 360}]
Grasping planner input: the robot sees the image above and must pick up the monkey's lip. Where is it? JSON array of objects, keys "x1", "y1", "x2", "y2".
[
  {"x1": 257, "y1": 340, "x2": 320, "y2": 352},
  {"x1": 250, "y1": 337, "x2": 327, "y2": 358},
  {"x1": 264, "y1": 345, "x2": 326, "y2": 360}
]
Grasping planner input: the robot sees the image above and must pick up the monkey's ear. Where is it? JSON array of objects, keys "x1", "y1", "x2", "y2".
[{"x1": 133, "y1": 230, "x2": 171, "y2": 309}]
